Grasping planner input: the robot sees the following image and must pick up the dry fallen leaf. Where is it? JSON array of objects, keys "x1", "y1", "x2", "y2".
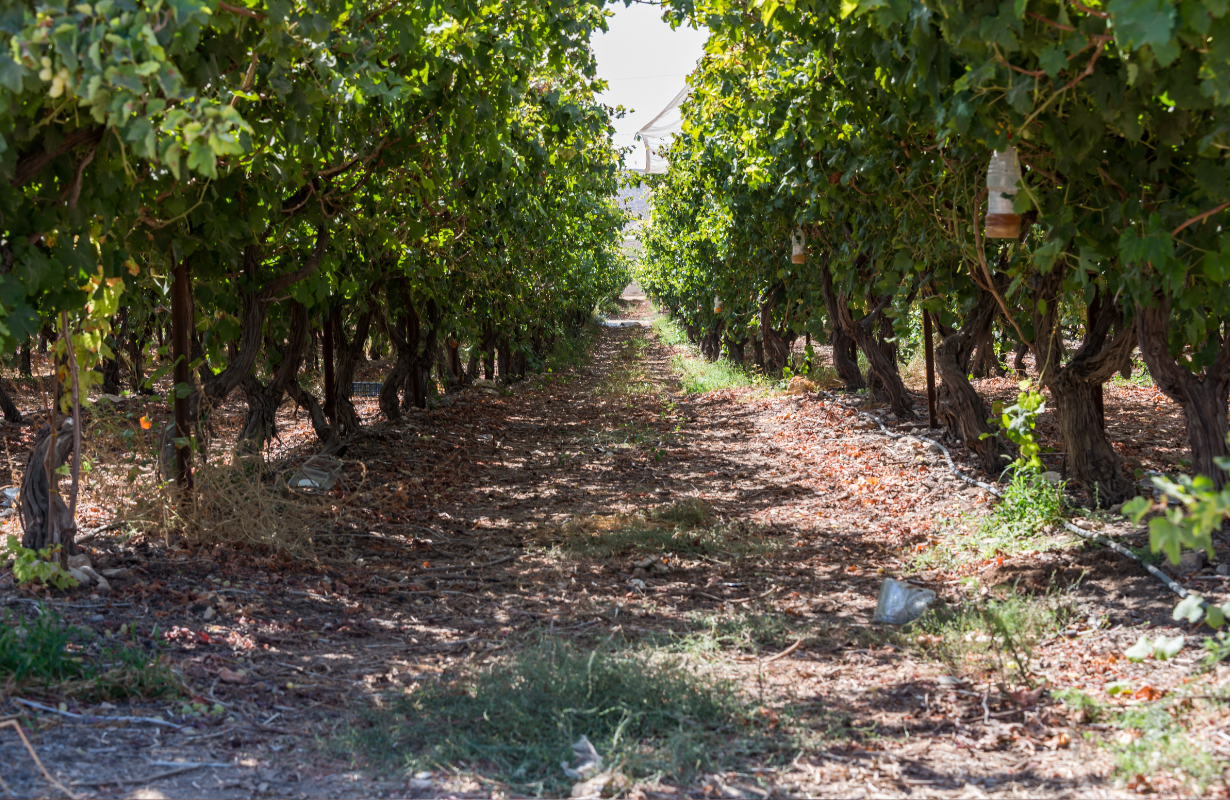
[
  {"x1": 1044, "y1": 731, "x2": 1071, "y2": 749},
  {"x1": 1133, "y1": 684, "x2": 1166, "y2": 701},
  {"x1": 218, "y1": 667, "x2": 248, "y2": 684},
  {"x1": 1006, "y1": 685, "x2": 1046, "y2": 708}
]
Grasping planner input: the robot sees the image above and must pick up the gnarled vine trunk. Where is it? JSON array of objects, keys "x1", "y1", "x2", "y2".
[
  {"x1": 699, "y1": 319, "x2": 724, "y2": 361},
  {"x1": 237, "y1": 302, "x2": 312, "y2": 454},
  {"x1": 758, "y1": 285, "x2": 796, "y2": 376},
  {"x1": 824, "y1": 257, "x2": 913, "y2": 416},
  {"x1": 935, "y1": 288, "x2": 1014, "y2": 474},
  {"x1": 0, "y1": 380, "x2": 22, "y2": 423},
  {"x1": 726, "y1": 337, "x2": 745, "y2": 366},
  {"x1": 332, "y1": 304, "x2": 376, "y2": 437},
  {"x1": 379, "y1": 297, "x2": 417, "y2": 422},
  {"x1": 1033, "y1": 271, "x2": 1136, "y2": 505},
  {"x1": 20, "y1": 419, "x2": 75, "y2": 554},
  {"x1": 818, "y1": 260, "x2": 866, "y2": 391},
  {"x1": 1137, "y1": 298, "x2": 1230, "y2": 490}
]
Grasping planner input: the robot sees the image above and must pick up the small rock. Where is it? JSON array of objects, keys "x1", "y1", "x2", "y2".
[
  {"x1": 886, "y1": 412, "x2": 898, "y2": 420},
  {"x1": 1218, "y1": 563, "x2": 1230, "y2": 577},
  {"x1": 1175, "y1": 550, "x2": 1206, "y2": 577},
  {"x1": 627, "y1": 578, "x2": 647, "y2": 590},
  {"x1": 631, "y1": 556, "x2": 669, "y2": 575},
  {"x1": 407, "y1": 778, "x2": 433, "y2": 792},
  {"x1": 936, "y1": 675, "x2": 963, "y2": 687},
  {"x1": 1042, "y1": 471, "x2": 1063, "y2": 485},
  {"x1": 570, "y1": 770, "x2": 629, "y2": 798},
  {"x1": 67, "y1": 553, "x2": 93, "y2": 570},
  {"x1": 78, "y1": 565, "x2": 111, "y2": 594},
  {"x1": 203, "y1": 606, "x2": 217, "y2": 620}
]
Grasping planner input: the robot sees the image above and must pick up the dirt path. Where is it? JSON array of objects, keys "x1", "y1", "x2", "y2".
[{"x1": 2, "y1": 299, "x2": 1227, "y2": 799}]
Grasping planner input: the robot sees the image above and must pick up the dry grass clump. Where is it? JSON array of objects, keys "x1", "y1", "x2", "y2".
[
  {"x1": 901, "y1": 350, "x2": 928, "y2": 392},
  {"x1": 171, "y1": 456, "x2": 367, "y2": 560}
]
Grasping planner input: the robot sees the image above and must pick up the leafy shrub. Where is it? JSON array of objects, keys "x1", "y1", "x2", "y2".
[
  {"x1": 2, "y1": 535, "x2": 78, "y2": 589},
  {"x1": 0, "y1": 609, "x2": 179, "y2": 699},
  {"x1": 977, "y1": 469, "x2": 1065, "y2": 551},
  {"x1": 914, "y1": 593, "x2": 1075, "y2": 685}
]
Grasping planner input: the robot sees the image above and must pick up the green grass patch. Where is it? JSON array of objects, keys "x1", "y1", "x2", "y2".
[
  {"x1": 0, "y1": 609, "x2": 180, "y2": 699},
  {"x1": 1108, "y1": 355, "x2": 1156, "y2": 389},
  {"x1": 911, "y1": 593, "x2": 1076, "y2": 685},
  {"x1": 650, "y1": 314, "x2": 688, "y2": 347},
  {"x1": 980, "y1": 469, "x2": 1065, "y2": 547},
  {"x1": 674, "y1": 611, "x2": 807, "y2": 655},
  {"x1": 648, "y1": 497, "x2": 712, "y2": 527},
  {"x1": 670, "y1": 354, "x2": 757, "y2": 394},
  {"x1": 1106, "y1": 690, "x2": 1229, "y2": 793},
  {"x1": 912, "y1": 471, "x2": 1068, "y2": 572},
  {"x1": 650, "y1": 315, "x2": 771, "y2": 394},
  {"x1": 345, "y1": 639, "x2": 792, "y2": 794}
]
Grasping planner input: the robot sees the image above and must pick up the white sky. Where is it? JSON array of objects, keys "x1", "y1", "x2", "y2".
[{"x1": 591, "y1": 2, "x2": 708, "y2": 171}]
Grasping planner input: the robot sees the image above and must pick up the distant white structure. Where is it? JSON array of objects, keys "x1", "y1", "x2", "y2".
[
  {"x1": 635, "y1": 84, "x2": 689, "y2": 174},
  {"x1": 617, "y1": 184, "x2": 650, "y2": 254}
]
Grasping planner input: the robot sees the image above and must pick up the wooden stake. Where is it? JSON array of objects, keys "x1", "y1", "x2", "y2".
[
  {"x1": 170, "y1": 257, "x2": 193, "y2": 492},
  {"x1": 323, "y1": 311, "x2": 336, "y2": 422},
  {"x1": 1088, "y1": 289, "x2": 1105, "y2": 430},
  {"x1": 924, "y1": 310, "x2": 937, "y2": 429}
]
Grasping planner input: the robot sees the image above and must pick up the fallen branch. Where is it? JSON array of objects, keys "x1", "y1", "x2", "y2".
[
  {"x1": 14, "y1": 699, "x2": 190, "y2": 731},
  {"x1": 762, "y1": 638, "x2": 803, "y2": 664},
  {"x1": 70, "y1": 762, "x2": 233, "y2": 788}
]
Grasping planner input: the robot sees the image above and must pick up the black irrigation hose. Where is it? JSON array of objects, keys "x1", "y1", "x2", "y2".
[{"x1": 813, "y1": 390, "x2": 1191, "y2": 602}]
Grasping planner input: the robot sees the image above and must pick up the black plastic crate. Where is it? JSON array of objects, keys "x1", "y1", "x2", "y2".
[{"x1": 351, "y1": 381, "x2": 382, "y2": 397}]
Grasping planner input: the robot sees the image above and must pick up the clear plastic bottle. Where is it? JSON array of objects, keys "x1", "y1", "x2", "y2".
[
  {"x1": 791, "y1": 227, "x2": 807, "y2": 264},
  {"x1": 985, "y1": 146, "x2": 1022, "y2": 239}
]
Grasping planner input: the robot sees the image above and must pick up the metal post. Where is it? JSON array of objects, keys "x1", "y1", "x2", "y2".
[
  {"x1": 170, "y1": 257, "x2": 193, "y2": 491},
  {"x1": 1088, "y1": 289, "x2": 1105, "y2": 430},
  {"x1": 924, "y1": 310, "x2": 937, "y2": 429},
  {"x1": 323, "y1": 311, "x2": 336, "y2": 422}
]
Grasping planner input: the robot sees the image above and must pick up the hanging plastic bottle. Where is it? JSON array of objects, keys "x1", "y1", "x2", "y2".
[
  {"x1": 985, "y1": 147, "x2": 1022, "y2": 239},
  {"x1": 714, "y1": 295, "x2": 724, "y2": 313},
  {"x1": 791, "y1": 227, "x2": 807, "y2": 264}
]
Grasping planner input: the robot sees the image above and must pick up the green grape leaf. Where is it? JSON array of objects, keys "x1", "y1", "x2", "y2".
[
  {"x1": 1153, "y1": 635, "x2": 1185, "y2": 660},
  {"x1": 1173, "y1": 594, "x2": 1206, "y2": 624},
  {"x1": 1108, "y1": 0, "x2": 1177, "y2": 51},
  {"x1": 1122, "y1": 496, "x2": 1152, "y2": 523},
  {"x1": 1124, "y1": 635, "x2": 1153, "y2": 662}
]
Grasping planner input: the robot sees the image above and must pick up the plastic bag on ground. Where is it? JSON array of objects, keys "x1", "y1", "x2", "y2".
[
  {"x1": 873, "y1": 578, "x2": 936, "y2": 624},
  {"x1": 561, "y1": 735, "x2": 601, "y2": 780}
]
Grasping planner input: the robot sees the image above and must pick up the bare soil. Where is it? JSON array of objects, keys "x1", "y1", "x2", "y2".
[{"x1": 1, "y1": 296, "x2": 1227, "y2": 799}]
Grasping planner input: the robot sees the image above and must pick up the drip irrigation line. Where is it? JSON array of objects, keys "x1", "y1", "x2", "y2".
[{"x1": 813, "y1": 390, "x2": 1191, "y2": 602}]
